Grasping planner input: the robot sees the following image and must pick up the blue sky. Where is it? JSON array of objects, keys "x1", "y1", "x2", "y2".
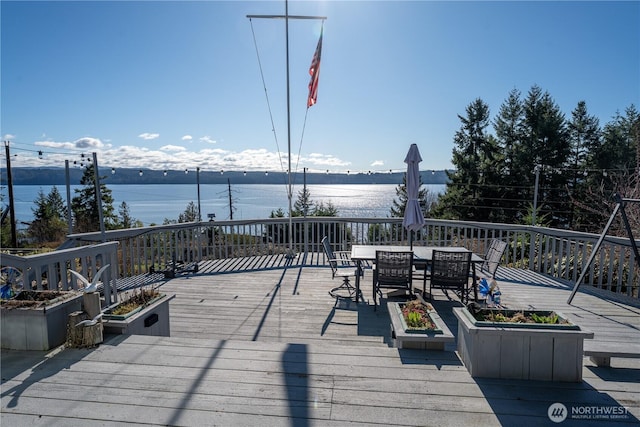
[{"x1": 2, "y1": 1, "x2": 639, "y2": 175}]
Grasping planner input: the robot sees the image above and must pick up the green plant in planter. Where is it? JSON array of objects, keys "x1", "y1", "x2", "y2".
[
  {"x1": 530, "y1": 312, "x2": 559, "y2": 324},
  {"x1": 401, "y1": 300, "x2": 436, "y2": 330}
]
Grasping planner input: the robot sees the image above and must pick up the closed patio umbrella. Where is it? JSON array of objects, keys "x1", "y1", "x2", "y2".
[{"x1": 402, "y1": 143, "x2": 425, "y2": 248}]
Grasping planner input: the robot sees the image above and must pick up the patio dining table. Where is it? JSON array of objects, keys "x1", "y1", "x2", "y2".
[{"x1": 350, "y1": 245, "x2": 485, "y2": 303}]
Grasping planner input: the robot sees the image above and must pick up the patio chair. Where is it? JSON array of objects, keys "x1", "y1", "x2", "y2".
[
  {"x1": 321, "y1": 236, "x2": 360, "y2": 300},
  {"x1": 478, "y1": 239, "x2": 507, "y2": 279},
  {"x1": 373, "y1": 250, "x2": 413, "y2": 311},
  {"x1": 428, "y1": 250, "x2": 472, "y2": 304}
]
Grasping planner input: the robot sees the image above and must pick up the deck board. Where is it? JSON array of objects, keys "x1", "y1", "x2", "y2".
[{"x1": 3, "y1": 262, "x2": 640, "y2": 426}]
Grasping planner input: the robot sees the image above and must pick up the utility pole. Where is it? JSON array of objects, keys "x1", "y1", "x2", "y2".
[
  {"x1": 196, "y1": 167, "x2": 201, "y2": 222},
  {"x1": 4, "y1": 141, "x2": 17, "y2": 248},
  {"x1": 532, "y1": 165, "x2": 541, "y2": 226},
  {"x1": 227, "y1": 178, "x2": 233, "y2": 220},
  {"x1": 92, "y1": 152, "x2": 106, "y2": 242},
  {"x1": 65, "y1": 160, "x2": 73, "y2": 234}
]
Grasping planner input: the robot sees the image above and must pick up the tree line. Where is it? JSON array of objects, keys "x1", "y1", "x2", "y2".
[{"x1": 430, "y1": 85, "x2": 638, "y2": 235}]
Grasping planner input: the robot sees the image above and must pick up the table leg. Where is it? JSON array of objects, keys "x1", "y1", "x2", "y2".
[{"x1": 471, "y1": 264, "x2": 478, "y2": 303}]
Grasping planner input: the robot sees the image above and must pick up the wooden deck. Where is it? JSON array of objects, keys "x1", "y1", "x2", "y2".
[{"x1": 2, "y1": 259, "x2": 640, "y2": 426}]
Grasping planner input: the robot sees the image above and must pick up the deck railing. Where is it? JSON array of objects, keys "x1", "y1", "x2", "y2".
[
  {"x1": 3, "y1": 217, "x2": 638, "y2": 300},
  {"x1": 1, "y1": 241, "x2": 120, "y2": 305}
]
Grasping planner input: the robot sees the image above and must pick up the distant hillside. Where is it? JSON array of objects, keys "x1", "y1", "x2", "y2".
[{"x1": 1, "y1": 168, "x2": 450, "y2": 186}]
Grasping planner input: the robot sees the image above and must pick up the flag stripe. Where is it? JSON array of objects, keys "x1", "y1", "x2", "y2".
[{"x1": 307, "y1": 29, "x2": 323, "y2": 108}]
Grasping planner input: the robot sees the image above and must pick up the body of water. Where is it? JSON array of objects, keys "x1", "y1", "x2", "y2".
[{"x1": 4, "y1": 184, "x2": 446, "y2": 226}]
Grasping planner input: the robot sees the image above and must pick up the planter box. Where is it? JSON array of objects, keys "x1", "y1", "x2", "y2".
[
  {"x1": 453, "y1": 307, "x2": 594, "y2": 382},
  {"x1": 1, "y1": 291, "x2": 83, "y2": 351},
  {"x1": 103, "y1": 294, "x2": 174, "y2": 337},
  {"x1": 389, "y1": 302, "x2": 454, "y2": 350}
]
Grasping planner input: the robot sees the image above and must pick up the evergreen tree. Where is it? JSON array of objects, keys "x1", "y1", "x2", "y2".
[
  {"x1": 595, "y1": 105, "x2": 639, "y2": 174},
  {"x1": 567, "y1": 101, "x2": 601, "y2": 230},
  {"x1": 28, "y1": 187, "x2": 67, "y2": 243},
  {"x1": 493, "y1": 88, "x2": 525, "y2": 223},
  {"x1": 389, "y1": 174, "x2": 432, "y2": 218},
  {"x1": 178, "y1": 201, "x2": 199, "y2": 223},
  {"x1": 71, "y1": 164, "x2": 117, "y2": 233},
  {"x1": 313, "y1": 201, "x2": 338, "y2": 217},
  {"x1": 434, "y1": 98, "x2": 497, "y2": 221},
  {"x1": 514, "y1": 86, "x2": 570, "y2": 227},
  {"x1": 118, "y1": 201, "x2": 138, "y2": 229},
  {"x1": 293, "y1": 187, "x2": 314, "y2": 216}
]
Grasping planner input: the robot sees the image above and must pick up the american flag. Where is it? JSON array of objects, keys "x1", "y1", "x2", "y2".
[{"x1": 307, "y1": 29, "x2": 323, "y2": 108}]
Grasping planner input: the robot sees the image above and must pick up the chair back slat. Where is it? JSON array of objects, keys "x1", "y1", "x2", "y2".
[
  {"x1": 375, "y1": 251, "x2": 413, "y2": 288},
  {"x1": 431, "y1": 250, "x2": 472, "y2": 289},
  {"x1": 482, "y1": 239, "x2": 507, "y2": 278},
  {"x1": 321, "y1": 236, "x2": 338, "y2": 276}
]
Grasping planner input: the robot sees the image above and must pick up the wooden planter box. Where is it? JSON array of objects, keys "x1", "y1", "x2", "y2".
[
  {"x1": 389, "y1": 302, "x2": 454, "y2": 350},
  {"x1": 1, "y1": 291, "x2": 83, "y2": 351},
  {"x1": 453, "y1": 307, "x2": 594, "y2": 382},
  {"x1": 103, "y1": 294, "x2": 174, "y2": 337}
]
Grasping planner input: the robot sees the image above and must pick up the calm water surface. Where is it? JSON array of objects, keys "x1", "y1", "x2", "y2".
[{"x1": 5, "y1": 184, "x2": 445, "y2": 226}]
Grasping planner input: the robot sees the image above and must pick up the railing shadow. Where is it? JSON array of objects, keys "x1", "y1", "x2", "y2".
[
  {"x1": 1, "y1": 346, "x2": 90, "y2": 408},
  {"x1": 165, "y1": 339, "x2": 228, "y2": 426},
  {"x1": 474, "y1": 376, "x2": 640, "y2": 425}
]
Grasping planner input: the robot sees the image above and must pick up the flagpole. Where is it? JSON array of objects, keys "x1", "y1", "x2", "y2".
[
  {"x1": 285, "y1": 0, "x2": 293, "y2": 257},
  {"x1": 247, "y1": 3, "x2": 326, "y2": 258}
]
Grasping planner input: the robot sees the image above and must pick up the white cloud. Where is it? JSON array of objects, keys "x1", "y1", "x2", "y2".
[
  {"x1": 138, "y1": 132, "x2": 160, "y2": 140},
  {"x1": 11, "y1": 139, "x2": 353, "y2": 174},
  {"x1": 181, "y1": 135, "x2": 192, "y2": 141},
  {"x1": 3, "y1": 134, "x2": 16, "y2": 140},
  {"x1": 371, "y1": 160, "x2": 384, "y2": 167},
  {"x1": 160, "y1": 145, "x2": 187, "y2": 152},
  {"x1": 199, "y1": 136, "x2": 216, "y2": 144},
  {"x1": 74, "y1": 137, "x2": 104, "y2": 149},
  {"x1": 35, "y1": 140, "x2": 76, "y2": 149}
]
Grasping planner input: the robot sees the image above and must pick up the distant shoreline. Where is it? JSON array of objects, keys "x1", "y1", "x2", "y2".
[{"x1": 2, "y1": 167, "x2": 450, "y2": 186}]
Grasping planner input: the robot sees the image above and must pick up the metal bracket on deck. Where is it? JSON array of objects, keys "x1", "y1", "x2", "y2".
[{"x1": 163, "y1": 254, "x2": 199, "y2": 278}]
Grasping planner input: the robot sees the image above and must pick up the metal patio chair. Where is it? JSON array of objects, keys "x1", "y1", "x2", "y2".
[
  {"x1": 479, "y1": 239, "x2": 507, "y2": 279},
  {"x1": 428, "y1": 250, "x2": 472, "y2": 304},
  {"x1": 321, "y1": 236, "x2": 360, "y2": 300},
  {"x1": 373, "y1": 250, "x2": 413, "y2": 311}
]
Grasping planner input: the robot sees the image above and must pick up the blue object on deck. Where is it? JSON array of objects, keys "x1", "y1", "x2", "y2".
[{"x1": 478, "y1": 278, "x2": 490, "y2": 297}]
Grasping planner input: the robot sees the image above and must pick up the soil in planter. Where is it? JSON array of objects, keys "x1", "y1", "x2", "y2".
[
  {"x1": 110, "y1": 288, "x2": 161, "y2": 316},
  {"x1": 467, "y1": 304, "x2": 571, "y2": 325},
  {"x1": 1, "y1": 290, "x2": 79, "y2": 309},
  {"x1": 401, "y1": 300, "x2": 437, "y2": 330}
]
